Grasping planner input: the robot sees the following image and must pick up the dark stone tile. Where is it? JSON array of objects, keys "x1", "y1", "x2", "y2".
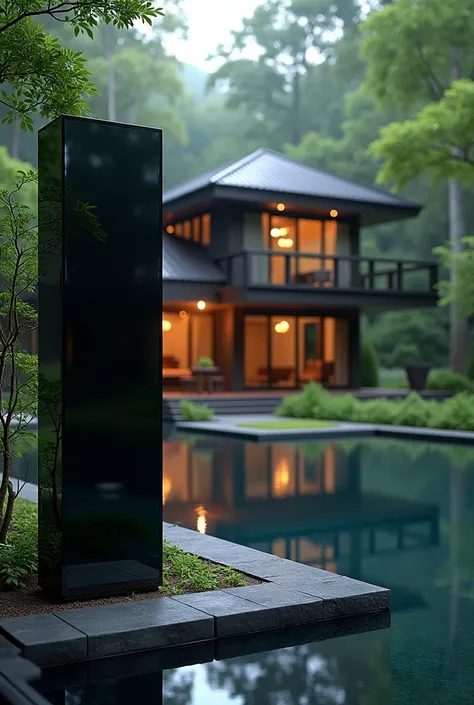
[
  {"x1": 272, "y1": 575, "x2": 390, "y2": 619},
  {"x1": 0, "y1": 614, "x2": 86, "y2": 667},
  {"x1": 224, "y1": 583, "x2": 322, "y2": 612},
  {"x1": 236, "y1": 558, "x2": 331, "y2": 581},
  {"x1": 55, "y1": 597, "x2": 213, "y2": 659},
  {"x1": 172, "y1": 588, "x2": 322, "y2": 638}
]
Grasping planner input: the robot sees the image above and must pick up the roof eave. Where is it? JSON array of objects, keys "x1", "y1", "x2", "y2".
[
  {"x1": 163, "y1": 184, "x2": 216, "y2": 214},
  {"x1": 212, "y1": 185, "x2": 421, "y2": 220}
]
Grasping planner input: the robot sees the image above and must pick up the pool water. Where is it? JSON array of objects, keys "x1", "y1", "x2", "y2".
[{"x1": 33, "y1": 431, "x2": 474, "y2": 703}]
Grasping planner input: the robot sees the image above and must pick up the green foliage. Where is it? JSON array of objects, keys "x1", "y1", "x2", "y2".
[
  {"x1": 427, "y1": 371, "x2": 474, "y2": 393},
  {"x1": 370, "y1": 81, "x2": 474, "y2": 190},
  {"x1": 0, "y1": 1, "x2": 164, "y2": 126},
  {"x1": 434, "y1": 236, "x2": 474, "y2": 318},
  {"x1": 160, "y1": 540, "x2": 247, "y2": 596},
  {"x1": 179, "y1": 400, "x2": 214, "y2": 422},
  {"x1": 0, "y1": 500, "x2": 37, "y2": 589},
  {"x1": 196, "y1": 357, "x2": 214, "y2": 368},
  {"x1": 275, "y1": 383, "x2": 474, "y2": 431},
  {"x1": 360, "y1": 338, "x2": 379, "y2": 388}
]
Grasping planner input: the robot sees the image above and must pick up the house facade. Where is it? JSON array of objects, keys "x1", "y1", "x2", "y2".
[{"x1": 162, "y1": 149, "x2": 438, "y2": 391}]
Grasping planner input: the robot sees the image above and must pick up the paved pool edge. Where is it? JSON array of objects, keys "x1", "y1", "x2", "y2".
[
  {"x1": 0, "y1": 528, "x2": 390, "y2": 668},
  {"x1": 176, "y1": 416, "x2": 474, "y2": 444}
]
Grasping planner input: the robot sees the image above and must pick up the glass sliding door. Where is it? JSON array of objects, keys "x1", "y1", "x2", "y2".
[
  {"x1": 191, "y1": 312, "x2": 214, "y2": 367},
  {"x1": 270, "y1": 316, "x2": 296, "y2": 388},
  {"x1": 244, "y1": 314, "x2": 350, "y2": 389}
]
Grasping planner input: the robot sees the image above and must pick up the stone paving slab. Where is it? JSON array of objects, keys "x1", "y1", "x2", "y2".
[
  {"x1": 0, "y1": 528, "x2": 391, "y2": 667},
  {"x1": 0, "y1": 614, "x2": 86, "y2": 667},
  {"x1": 54, "y1": 597, "x2": 214, "y2": 660},
  {"x1": 176, "y1": 413, "x2": 474, "y2": 444},
  {"x1": 171, "y1": 588, "x2": 323, "y2": 637}
]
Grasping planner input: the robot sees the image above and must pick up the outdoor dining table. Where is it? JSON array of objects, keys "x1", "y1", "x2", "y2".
[{"x1": 190, "y1": 366, "x2": 221, "y2": 394}]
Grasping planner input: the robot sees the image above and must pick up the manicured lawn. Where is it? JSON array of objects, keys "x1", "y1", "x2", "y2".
[{"x1": 238, "y1": 419, "x2": 337, "y2": 430}]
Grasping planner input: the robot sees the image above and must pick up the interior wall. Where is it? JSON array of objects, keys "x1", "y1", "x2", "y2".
[
  {"x1": 244, "y1": 315, "x2": 268, "y2": 386},
  {"x1": 162, "y1": 313, "x2": 189, "y2": 368},
  {"x1": 191, "y1": 313, "x2": 213, "y2": 365}
]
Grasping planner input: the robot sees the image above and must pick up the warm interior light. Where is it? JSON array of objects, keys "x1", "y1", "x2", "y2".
[
  {"x1": 162, "y1": 319, "x2": 172, "y2": 332},
  {"x1": 196, "y1": 506, "x2": 207, "y2": 535},
  {"x1": 277, "y1": 203, "x2": 286, "y2": 211},
  {"x1": 197, "y1": 300, "x2": 206, "y2": 311},
  {"x1": 275, "y1": 320, "x2": 290, "y2": 334},
  {"x1": 329, "y1": 209, "x2": 338, "y2": 218},
  {"x1": 179, "y1": 310, "x2": 188, "y2": 319},
  {"x1": 162, "y1": 477, "x2": 171, "y2": 505},
  {"x1": 273, "y1": 458, "x2": 291, "y2": 497},
  {"x1": 277, "y1": 237, "x2": 293, "y2": 249},
  {"x1": 166, "y1": 225, "x2": 175, "y2": 234},
  {"x1": 271, "y1": 227, "x2": 289, "y2": 238}
]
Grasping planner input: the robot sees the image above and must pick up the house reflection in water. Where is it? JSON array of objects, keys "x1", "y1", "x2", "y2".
[{"x1": 162, "y1": 436, "x2": 439, "y2": 599}]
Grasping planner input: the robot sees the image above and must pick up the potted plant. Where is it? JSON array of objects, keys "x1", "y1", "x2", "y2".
[
  {"x1": 196, "y1": 357, "x2": 215, "y2": 368},
  {"x1": 405, "y1": 362, "x2": 431, "y2": 391}
]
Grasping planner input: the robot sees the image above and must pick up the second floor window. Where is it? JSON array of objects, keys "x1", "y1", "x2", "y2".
[{"x1": 166, "y1": 213, "x2": 211, "y2": 245}]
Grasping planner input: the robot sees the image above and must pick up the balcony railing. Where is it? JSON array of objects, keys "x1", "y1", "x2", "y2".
[{"x1": 217, "y1": 250, "x2": 438, "y2": 295}]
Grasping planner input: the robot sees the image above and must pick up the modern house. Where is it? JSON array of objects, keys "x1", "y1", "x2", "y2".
[{"x1": 162, "y1": 148, "x2": 437, "y2": 402}]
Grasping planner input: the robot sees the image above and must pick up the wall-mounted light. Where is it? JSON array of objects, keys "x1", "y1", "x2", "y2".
[
  {"x1": 197, "y1": 300, "x2": 206, "y2": 311},
  {"x1": 275, "y1": 320, "x2": 290, "y2": 334},
  {"x1": 179, "y1": 310, "x2": 188, "y2": 319},
  {"x1": 277, "y1": 237, "x2": 293, "y2": 249},
  {"x1": 162, "y1": 319, "x2": 172, "y2": 332},
  {"x1": 166, "y1": 225, "x2": 175, "y2": 234},
  {"x1": 329, "y1": 209, "x2": 338, "y2": 218},
  {"x1": 277, "y1": 203, "x2": 286, "y2": 211}
]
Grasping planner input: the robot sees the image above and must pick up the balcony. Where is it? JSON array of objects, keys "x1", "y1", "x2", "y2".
[{"x1": 216, "y1": 250, "x2": 438, "y2": 307}]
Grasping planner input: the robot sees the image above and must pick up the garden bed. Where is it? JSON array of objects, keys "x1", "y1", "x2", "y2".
[{"x1": 0, "y1": 502, "x2": 260, "y2": 619}]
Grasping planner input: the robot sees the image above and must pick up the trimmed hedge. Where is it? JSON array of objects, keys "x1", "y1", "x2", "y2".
[
  {"x1": 275, "y1": 382, "x2": 474, "y2": 431},
  {"x1": 179, "y1": 399, "x2": 214, "y2": 421},
  {"x1": 427, "y1": 370, "x2": 474, "y2": 393}
]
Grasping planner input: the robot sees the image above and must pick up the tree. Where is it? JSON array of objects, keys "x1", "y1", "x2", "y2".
[
  {"x1": 0, "y1": 0, "x2": 163, "y2": 129},
  {"x1": 0, "y1": 171, "x2": 38, "y2": 543},
  {"x1": 209, "y1": 0, "x2": 349, "y2": 147},
  {"x1": 434, "y1": 236, "x2": 474, "y2": 318},
  {"x1": 361, "y1": 0, "x2": 474, "y2": 375}
]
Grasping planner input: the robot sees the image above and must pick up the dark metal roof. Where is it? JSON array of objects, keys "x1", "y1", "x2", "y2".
[
  {"x1": 163, "y1": 148, "x2": 419, "y2": 211},
  {"x1": 162, "y1": 231, "x2": 225, "y2": 283}
]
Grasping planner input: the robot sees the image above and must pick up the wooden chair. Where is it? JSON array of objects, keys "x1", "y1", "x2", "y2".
[{"x1": 210, "y1": 375, "x2": 225, "y2": 392}]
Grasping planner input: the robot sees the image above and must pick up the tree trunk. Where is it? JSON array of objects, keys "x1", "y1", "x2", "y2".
[
  {"x1": 103, "y1": 24, "x2": 117, "y2": 121},
  {"x1": 292, "y1": 70, "x2": 301, "y2": 145},
  {"x1": 448, "y1": 178, "x2": 469, "y2": 374},
  {"x1": 448, "y1": 47, "x2": 469, "y2": 375}
]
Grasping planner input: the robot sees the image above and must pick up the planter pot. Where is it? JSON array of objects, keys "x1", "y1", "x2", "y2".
[{"x1": 405, "y1": 364, "x2": 431, "y2": 391}]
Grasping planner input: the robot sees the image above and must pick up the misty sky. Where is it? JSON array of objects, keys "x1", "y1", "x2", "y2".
[{"x1": 165, "y1": 0, "x2": 260, "y2": 69}]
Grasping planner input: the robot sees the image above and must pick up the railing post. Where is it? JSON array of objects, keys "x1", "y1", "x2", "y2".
[
  {"x1": 333, "y1": 257, "x2": 339, "y2": 287},
  {"x1": 368, "y1": 259, "x2": 375, "y2": 290},
  {"x1": 243, "y1": 252, "x2": 249, "y2": 286},
  {"x1": 285, "y1": 253, "x2": 291, "y2": 285},
  {"x1": 396, "y1": 262, "x2": 403, "y2": 291}
]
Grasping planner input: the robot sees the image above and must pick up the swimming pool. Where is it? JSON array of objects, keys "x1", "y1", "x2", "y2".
[{"x1": 18, "y1": 430, "x2": 474, "y2": 703}]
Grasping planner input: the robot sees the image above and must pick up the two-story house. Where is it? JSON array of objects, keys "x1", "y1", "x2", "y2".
[{"x1": 162, "y1": 149, "x2": 437, "y2": 398}]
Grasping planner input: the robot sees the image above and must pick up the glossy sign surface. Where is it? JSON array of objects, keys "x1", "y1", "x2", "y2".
[{"x1": 38, "y1": 116, "x2": 163, "y2": 599}]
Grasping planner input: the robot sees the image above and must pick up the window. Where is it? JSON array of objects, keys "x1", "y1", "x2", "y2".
[{"x1": 166, "y1": 214, "x2": 211, "y2": 246}]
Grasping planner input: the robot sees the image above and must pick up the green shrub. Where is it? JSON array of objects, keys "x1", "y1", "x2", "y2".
[
  {"x1": 467, "y1": 351, "x2": 474, "y2": 381},
  {"x1": 0, "y1": 500, "x2": 37, "y2": 589},
  {"x1": 276, "y1": 382, "x2": 326, "y2": 419},
  {"x1": 392, "y1": 393, "x2": 437, "y2": 428},
  {"x1": 312, "y1": 393, "x2": 361, "y2": 422},
  {"x1": 357, "y1": 399, "x2": 401, "y2": 425},
  {"x1": 427, "y1": 370, "x2": 474, "y2": 393},
  {"x1": 360, "y1": 339, "x2": 379, "y2": 388},
  {"x1": 180, "y1": 399, "x2": 214, "y2": 421},
  {"x1": 430, "y1": 392, "x2": 474, "y2": 431},
  {"x1": 196, "y1": 357, "x2": 214, "y2": 367}
]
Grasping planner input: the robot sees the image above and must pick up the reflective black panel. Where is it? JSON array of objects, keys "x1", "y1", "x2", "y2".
[{"x1": 38, "y1": 116, "x2": 163, "y2": 600}]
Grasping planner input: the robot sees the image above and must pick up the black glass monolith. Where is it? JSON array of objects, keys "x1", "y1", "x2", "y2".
[{"x1": 38, "y1": 116, "x2": 163, "y2": 600}]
